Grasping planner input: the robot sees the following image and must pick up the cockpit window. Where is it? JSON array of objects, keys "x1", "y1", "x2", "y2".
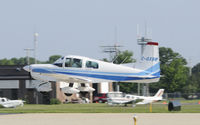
[
  {"x1": 54, "y1": 63, "x2": 63, "y2": 67},
  {"x1": 86, "y1": 61, "x2": 99, "y2": 69},
  {"x1": 53, "y1": 57, "x2": 82, "y2": 68},
  {"x1": 65, "y1": 58, "x2": 72, "y2": 67},
  {"x1": 65, "y1": 58, "x2": 82, "y2": 68},
  {"x1": 53, "y1": 57, "x2": 64, "y2": 67}
]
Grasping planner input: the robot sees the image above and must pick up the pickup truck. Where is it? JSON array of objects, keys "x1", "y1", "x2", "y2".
[{"x1": 93, "y1": 93, "x2": 107, "y2": 103}]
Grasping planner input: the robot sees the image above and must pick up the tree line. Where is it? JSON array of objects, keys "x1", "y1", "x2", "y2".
[
  {"x1": 0, "y1": 55, "x2": 61, "y2": 65},
  {"x1": 0, "y1": 47, "x2": 200, "y2": 94}
]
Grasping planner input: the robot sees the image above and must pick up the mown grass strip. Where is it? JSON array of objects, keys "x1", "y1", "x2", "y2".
[{"x1": 0, "y1": 100, "x2": 200, "y2": 113}]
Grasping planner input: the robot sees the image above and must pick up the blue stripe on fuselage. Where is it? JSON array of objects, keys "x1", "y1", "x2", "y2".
[
  {"x1": 151, "y1": 71, "x2": 160, "y2": 77},
  {"x1": 51, "y1": 68, "x2": 149, "y2": 76},
  {"x1": 32, "y1": 68, "x2": 159, "y2": 81},
  {"x1": 145, "y1": 62, "x2": 160, "y2": 73},
  {"x1": 55, "y1": 71, "x2": 143, "y2": 81},
  {"x1": 32, "y1": 68, "x2": 52, "y2": 74}
]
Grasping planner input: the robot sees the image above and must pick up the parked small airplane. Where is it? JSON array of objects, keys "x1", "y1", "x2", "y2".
[
  {"x1": 107, "y1": 91, "x2": 142, "y2": 106},
  {"x1": 23, "y1": 42, "x2": 160, "y2": 95},
  {"x1": 107, "y1": 89, "x2": 165, "y2": 106},
  {"x1": 0, "y1": 97, "x2": 24, "y2": 108},
  {"x1": 135, "y1": 89, "x2": 165, "y2": 105}
]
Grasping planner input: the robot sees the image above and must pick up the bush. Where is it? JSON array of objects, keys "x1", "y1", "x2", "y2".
[{"x1": 50, "y1": 98, "x2": 61, "y2": 105}]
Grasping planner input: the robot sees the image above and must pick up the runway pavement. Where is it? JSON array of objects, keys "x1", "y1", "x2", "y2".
[{"x1": 0, "y1": 113, "x2": 200, "y2": 125}]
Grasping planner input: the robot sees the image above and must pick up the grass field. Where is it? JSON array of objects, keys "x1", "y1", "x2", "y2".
[{"x1": 0, "y1": 100, "x2": 200, "y2": 113}]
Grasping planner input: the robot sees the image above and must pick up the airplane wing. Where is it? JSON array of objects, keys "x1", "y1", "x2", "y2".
[
  {"x1": 124, "y1": 99, "x2": 144, "y2": 105},
  {"x1": 108, "y1": 98, "x2": 143, "y2": 105},
  {"x1": 136, "y1": 99, "x2": 153, "y2": 105},
  {"x1": 134, "y1": 98, "x2": 144, "y2": 104},
  {"x1": 37, "y1": 70, "x2": 93, "y2": 83},
  {"x1": 63, "y1": 76, "x2": 92, "y2": 83},
  {"x1": 0, "y1": 103, "x2": 16, "y2": 108}
]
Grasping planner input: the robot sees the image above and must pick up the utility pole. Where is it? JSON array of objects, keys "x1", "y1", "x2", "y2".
[
  {"x1": 34, "y1": 32, "x2": 39, "y2": 64},
  {"x1": 24, "y1": 48, "x2": 34, "y2": 65},
  {"x1": 101, "y1": 44, "x2": 123, "y2": 62},
  {"x1": 32, "y1": 32, "x2": 39, "y2": 104},
  {"x1": 188, "y1": 58, "x2": 192, "y2": 76}
]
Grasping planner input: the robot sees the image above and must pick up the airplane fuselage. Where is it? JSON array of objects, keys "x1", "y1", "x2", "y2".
[{"x1": 24, "y1": 55, "x2": 160, "y2": 83}]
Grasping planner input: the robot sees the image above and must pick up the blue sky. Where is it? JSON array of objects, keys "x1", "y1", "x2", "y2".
[{"x1": 0, "y1": 0, "x2": 199, "y2": 66}]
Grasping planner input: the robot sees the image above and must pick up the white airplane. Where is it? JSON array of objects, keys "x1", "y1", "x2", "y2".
[
  {"x1": 135, "y1": 89, "x2": 165, "y2": 105},
  {"x1": 23, "y1": 42, "x2": 160, "y2": 95},
  {"x1": 0, "y1": 97, "x2": 24, "y2": 108},
  {"x1": 107, "y1": 92, "x2": 142, "y2": 106},
  {"x1": 107, "y1": 89, "x2": 164, "y2": 106}
]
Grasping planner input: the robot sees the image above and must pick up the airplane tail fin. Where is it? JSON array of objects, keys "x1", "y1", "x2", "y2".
[
  {"x1": 154, "y1": 89, "x2": 164, "y2": 97},
  {"x1": 139, "y1": 42, "x2": 160, "y2": 78}
]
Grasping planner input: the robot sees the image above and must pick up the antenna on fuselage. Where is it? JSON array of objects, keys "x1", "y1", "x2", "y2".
[
  {"x1": 112, "y1": 54, "x2": 120, "y2": 63},
  {"x1": 119, "y1": 56, "x2": 128, "y2": 64}
]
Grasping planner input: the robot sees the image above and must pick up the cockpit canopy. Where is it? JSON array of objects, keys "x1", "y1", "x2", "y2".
[{"x1": 53, "y1": 56, "x2": 99, "y2": 69}]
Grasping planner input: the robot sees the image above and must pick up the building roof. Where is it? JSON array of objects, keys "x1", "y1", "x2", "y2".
[{"x1": 0, "y1": 65, "x2": 32, "y2": 80}]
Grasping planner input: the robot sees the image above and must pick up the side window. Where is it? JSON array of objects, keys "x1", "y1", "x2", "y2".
[
  {"x1": 86, "y1": 61, "x2": 99, "y2": 69},
  {"x1": 65, "y1": 58, "x2": 72, "y2": 67},
  {"x1": 54, "y1": 63, "x2": 63, "y2": 67},
  {"x1": 65, "y1": 58, "x2": 82, "y2": 68},
  {"x1": 72, "y1": 58, "x2": 82, "y2": 68}
]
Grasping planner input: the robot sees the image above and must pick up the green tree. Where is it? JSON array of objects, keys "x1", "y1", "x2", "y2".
[
  {"x1": 192, "y1": 63, "x2": 200, "y2": 74},
  {"x1": 47, "y1": 55, "x2": 62, "y2": 63},
  {"x1": 183, "y1": 63, "x2": 200, "y2": 93},
  {"x1": 119, "y1": 83, "x2": 138, "y2": 94},
  {"x1": 0, "y1": 58, "x2": 13, "y2": 65},
  {"x1": 0, "y1": 57, "x2": 43, "y2": 65},
  {"x1": 150, "y1": 47, "x2": 189, "y2": 93},
  {"x1": 102, "y1": 58, "x2": 109, "y2": 62},
  {"x1": 113, "y1": 50, "x2": 136, "y2": 64}
]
